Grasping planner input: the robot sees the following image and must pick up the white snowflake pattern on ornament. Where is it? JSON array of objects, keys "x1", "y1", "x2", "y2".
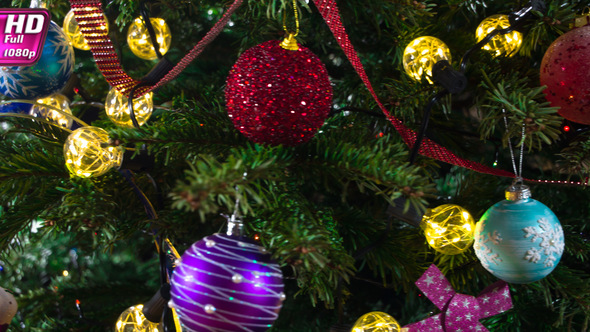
[
  {"x1": 525, "y1": 248, "x2": 541, "y2": 263},
  {"x1": 475, "y1": 229, "x2": 503, "y2": 269},
  {"x1": 523, "y1": 217, "x2": 565, "y2": 267},
  {"x1": 0, "y1": 69, "x2": 37, "y2": 97}
]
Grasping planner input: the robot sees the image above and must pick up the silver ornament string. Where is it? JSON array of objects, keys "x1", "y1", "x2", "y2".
[
  {"x1": 518, "y1": 123, "x2": 525, "y2": 179},
  {"x1": 501, "y1": 108, "x2": 526, "y2": 183}
]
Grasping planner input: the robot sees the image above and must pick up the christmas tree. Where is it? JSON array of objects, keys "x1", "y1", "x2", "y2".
[{"x1": 0, "y1": 0, "x2": 589, "y2": 331}]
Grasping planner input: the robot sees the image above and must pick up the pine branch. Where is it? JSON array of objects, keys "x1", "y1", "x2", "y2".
[
  {"x1": 519, "y1": 1, "x2": 578, "y2": 58},
  {"x1": 170, "y1": 145, "x2": 290, "y2": 219},
  {"x1": 557, "y1": 132, "x2": 590, "y2": 177},
  {"x1": 479, "y1": 71, "x2": 562, "y2": 151},
  {"x1": 252, "y1": 193, "x2": 356, "y2": 308}
]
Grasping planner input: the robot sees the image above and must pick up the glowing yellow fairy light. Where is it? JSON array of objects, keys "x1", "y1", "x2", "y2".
[
  {"x1": 402, "y1": 36, "x2": 451, "y2": 83},
  {"x1": 63, "y1": 126, "x2": 124, "y2": 178},
  {"x1": 105, "y1": 89, "x2": 154, "y2": 128},
  {"x1": 421, "y1": 204, "x2": 475, "y2": 255},
  {"x1": 352, "y1": 311, "x2": 401, "y2": 332},
  {"x1": 63, "y1": 9, "x2": 109, "y2": 50},
  {"x1": 115, "y1": 304, "x2": 160, "y2": 332},
  {"x1": 476, "y1": 14, "x2": 522, "y2": 57},
  {"x1": 127, "y1": 17, "x2": 171, "y2": 60},
  {"x1": 30, "y1": 93, "x2": 73, "y2": 128}
]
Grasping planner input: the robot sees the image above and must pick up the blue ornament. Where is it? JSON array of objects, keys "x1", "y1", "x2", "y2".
[
  {"x1": 474, "y1": 184, "x2": 564, "y2": 284},
  {"x1": 0, "y1": 21, "x2": 74, "y2": 99},
  {"x1": 0, "y1": 101, "x2": 32, "y2": 114}
]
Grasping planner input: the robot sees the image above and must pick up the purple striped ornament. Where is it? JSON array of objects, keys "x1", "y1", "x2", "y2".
[{"x1": 170, "y1": 234, "x2": 285, "y2": 332}]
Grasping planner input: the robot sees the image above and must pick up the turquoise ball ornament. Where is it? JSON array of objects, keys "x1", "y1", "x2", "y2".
[
  {"x1": 474, "y1": 184, "x2": 564, "y2": 284},
  {"x1": 0, "y1": 21, "x2": 74, "y2": 99}
]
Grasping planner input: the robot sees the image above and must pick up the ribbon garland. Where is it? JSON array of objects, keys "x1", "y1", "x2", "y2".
[
  {"x1": 312, "y1": 0, "x2": 590, "y2": 186},
  {"x1": 69, "y1": 0, "x2": 589, "y2": 186},
  {"x1": 403, "y1": 265, "x2": 512, "y2": 331},
  {"x1": 69, "y1": 2, "x2": 143, "y2": 95},
  {"x1": 311, "y1": 0, "x2": 537, "y2": 181}
]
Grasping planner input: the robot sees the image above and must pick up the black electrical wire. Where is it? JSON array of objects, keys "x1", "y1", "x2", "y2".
[
  {"x1": 139, "y1": 0, "x2": 163, "y2": 60},
  {"x1": 127, "y1": 82, "x2": 149, "y2": 129},
  {"x1": 409, "y1": 90, "x2": 448, "y2": 165}
]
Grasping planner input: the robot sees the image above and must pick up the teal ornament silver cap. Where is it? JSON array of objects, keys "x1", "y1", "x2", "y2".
[{"x1": 505, "y1": 182, "x2": 531, "y2": 201}]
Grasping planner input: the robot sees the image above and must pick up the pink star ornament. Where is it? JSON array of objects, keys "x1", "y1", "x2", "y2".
[{"x1": 404, "y1": 265, "x2": 512, "y2": 332}]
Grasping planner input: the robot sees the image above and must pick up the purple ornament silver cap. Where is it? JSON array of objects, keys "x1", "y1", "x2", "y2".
[
  {"x1": 225, "y1": 214, "x2": 244, "y2": 236},
  {"x1": 505, "y1": 180, "x2": 531, "y2": 201}
]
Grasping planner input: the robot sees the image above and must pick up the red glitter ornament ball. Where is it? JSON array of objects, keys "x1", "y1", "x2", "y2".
[
  {"x1": 225, "y1": 40, "x2": 333, "y2": 146},
  {"x1": 540, "y1": 25, "x2": 590, "y2": 125}
]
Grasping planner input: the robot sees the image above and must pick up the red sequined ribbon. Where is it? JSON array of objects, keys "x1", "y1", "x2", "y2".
[
  {"x1": 69, "y1": 0, "x2": 244, "y2": 95},
  {"x1": 311, "y1": 0, "x2": 515, "y2": 178},
  {"x1": 311, "y1": 0, "x2": 590, "y2": 186},
  {"x1": 69, "y1": 2, "x2": 142, "y2": 95}
]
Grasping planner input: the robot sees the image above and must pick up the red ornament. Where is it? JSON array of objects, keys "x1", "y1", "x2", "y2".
[
  {"x1": 225, "y1": 40, "x2": 332, "y2": 146},
  {"x1": 540, "y1": 25, "x2": 590, "y2": 125}
]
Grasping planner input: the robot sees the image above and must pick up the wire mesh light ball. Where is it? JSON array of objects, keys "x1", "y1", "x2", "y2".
[
  {"x1": 421, "y1": 204, "x2": 475, "y2": 255},
  {"x1": 352, "y1": 311, "x2": 401, "y2": 332},
  {"x1": 63, "y1": 9, "x2": 109, "y2": 51},
  {"x1": 170, "y1": 233, "x2": 285, "y2": 332},
  {"x1": 475, "y1": 14, "x2": 522, "y2": 57},
  {"x1": 30, "y1": 93, "x2": 73, "y2": 128},
  {"x1": 63, "y1": 126, "x2": 123, "y2": 178},
  {"x1": 402, "y1": 36, "x2": 451, "y2": 83},
  {"x1": 127, "y1": 17, "x2": 171, "y2": 60},
  {"x1": 115, "y1": 304, "x2": 160, "y2": 332},
  {"x1": 105, "y1": 89, "x2": 154, "y2": 127}
]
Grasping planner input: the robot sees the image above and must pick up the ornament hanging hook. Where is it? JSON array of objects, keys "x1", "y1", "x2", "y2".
[
  {"x1": 280, "y1": 0, "x2": 300, "y2": 50},
  {"x1": 29, "y1": 0, "x2": 47, "y2": 8},
  {"x1": 224, "y1": 171, "x2": 248, "y2": 237},
  {"x1": 574, "y1": 7, "x2": 590, "y2": 28}
]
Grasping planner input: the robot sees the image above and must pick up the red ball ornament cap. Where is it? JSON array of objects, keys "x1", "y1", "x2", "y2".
[
  {"x1": 225, "y1": 40, "x2": 333, "y2": 146},
  {"x1": 540, "y1": 25, "x2": 590, "y2": 125}
]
